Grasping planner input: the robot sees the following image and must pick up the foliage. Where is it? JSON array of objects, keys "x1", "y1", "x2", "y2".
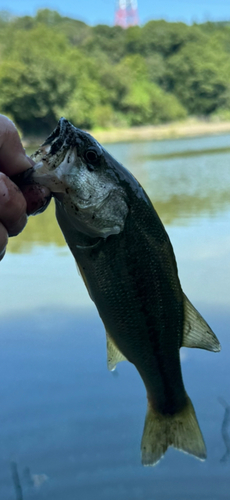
[
  {"x1": 0, "y1": 10, "x2": 229, "y2": 135},
  {"x1": 166, "y1": 38, "x2": 230, "y2": 114},
  {"x1": 83, "y1": 24, "x2": 126, "y2": 62},
  {"x1": 140, "y1": 20, "x2": 204, "y2": 57},
  {"x1": 114, "y1": 55, "x2": 186, "y2": 125}
]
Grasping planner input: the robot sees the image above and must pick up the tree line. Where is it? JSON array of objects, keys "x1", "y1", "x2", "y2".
[{"x1": 0, "y1": 9, "x2": 230, "y2": 135}]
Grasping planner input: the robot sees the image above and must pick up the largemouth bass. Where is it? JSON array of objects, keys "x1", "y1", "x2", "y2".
[{"x1": 27, "y1": 119, "x2": 221, "y2": 465}]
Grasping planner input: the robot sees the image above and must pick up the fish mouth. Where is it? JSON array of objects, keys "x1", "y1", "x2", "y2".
[
  {"x1": 37, "y1": 118, "x2": 77, "y2": 157},
  {"x1": 11, "y1": 118, "x2": 99, "y2": 215},
  {"x1": 10, "y1": 119, "x2": 77, "y2": 209}
]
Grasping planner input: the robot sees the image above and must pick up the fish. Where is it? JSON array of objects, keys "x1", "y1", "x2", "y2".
[{"x1": 27, "y1": 118, "x2": 221, "y2": 465}]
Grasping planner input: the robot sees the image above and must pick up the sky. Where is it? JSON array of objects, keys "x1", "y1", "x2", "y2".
[{"x1": 1, "y1": 0, "x2": 230, "y2": 26}]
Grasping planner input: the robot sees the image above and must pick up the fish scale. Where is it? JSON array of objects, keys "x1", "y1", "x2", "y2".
[
  {"x1": 24, "y1": 118, "x2": 221, "y2": 466},
  {"x1": 61, "y1": 202, "x2": 187, "y2": 416}
]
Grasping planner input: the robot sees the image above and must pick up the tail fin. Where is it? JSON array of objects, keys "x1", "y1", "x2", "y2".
[{"x1": 141, "y1": 395, "x2": 206, "y2": 466}]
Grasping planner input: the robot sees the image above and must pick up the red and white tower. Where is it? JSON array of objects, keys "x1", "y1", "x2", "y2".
[{"x1": 115, "y1": 0, "x2": 139, "y2": 29}]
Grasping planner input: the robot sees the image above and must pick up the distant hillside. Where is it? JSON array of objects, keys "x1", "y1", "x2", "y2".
[{"x1": 0, "y1": 9, "x2": 230, "y2": 135}]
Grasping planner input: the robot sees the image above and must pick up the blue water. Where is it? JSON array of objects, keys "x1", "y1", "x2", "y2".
[
  {"x1": 0, "y1": 307, "x2": 229, "y2": 499},
  {"x1": 1, "y1": 134, "x2": 230, "y2": 499}
]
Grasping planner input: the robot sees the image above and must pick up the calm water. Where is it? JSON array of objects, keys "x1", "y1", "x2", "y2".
[{"x1": 1, "y1": 134, "x2": 230, "y2": 499}]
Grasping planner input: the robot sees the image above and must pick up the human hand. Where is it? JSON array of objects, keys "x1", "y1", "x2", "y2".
[{"x1": 0, "y1": 115, "x2": 50, "y2": 260}]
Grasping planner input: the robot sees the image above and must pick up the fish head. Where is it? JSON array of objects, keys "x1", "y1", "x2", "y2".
[{"x1": 31, "y1": 118, "x2": 129, "y2": 239}]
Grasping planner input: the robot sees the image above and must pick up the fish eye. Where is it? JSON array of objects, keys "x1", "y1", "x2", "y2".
[{"x1": 85, "y1": 148, "x2": 99, "y2": 165}]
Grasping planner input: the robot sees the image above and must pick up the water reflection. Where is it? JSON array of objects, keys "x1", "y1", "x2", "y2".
[
  {"x1": 11, "y1": 462, "x2": 48, "y2": 499},
  {"x1": 11, "y1": 462, "x2": 23, "y2": 500},
  {"x1": 4, "y1": 134, "x2": 230, "y2": 315},
  {"x1": 140, "y1": 145, "x2": 230, "y2": 161},
  {"x1": 8, "y1": 201, "x2": 65, "y2": 253},
  {"x1": 219, "y1": 398, "x2": 230, "y2": 464},
  {"x1": 0, "y1": 307, "x2": 229, "y2": 499},
  {"x1": 1, "y1": 133, "x2": 230, "y2": 498},
  {"x1": 11, "y1": 133, "x2": 230, "y2": 255},
  {"x1": 0, "y1": 246, "x2": 92, "y2": 315},
  {"x1": 108, "y1": 133, "x2": 230, "y2": 224}
]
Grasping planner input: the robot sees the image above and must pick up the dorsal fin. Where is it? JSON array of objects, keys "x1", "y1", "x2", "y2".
[
  {"x1": 106, "y1": 332, "x2": 127, "y2": 371},
  {"x1": 182, "y1": 294, "x2": 221, "y2": 352}
]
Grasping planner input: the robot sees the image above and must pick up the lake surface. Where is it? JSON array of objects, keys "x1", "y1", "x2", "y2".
[{"x1": 1, "y1": 133, "x2": 230, "y2": 499}]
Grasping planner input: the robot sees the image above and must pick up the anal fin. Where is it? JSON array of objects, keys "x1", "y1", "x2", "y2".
[
  {"x1": 106, "y1": 332, "x2": 127, "y2": 371},
  {"x1": 182, "y1": 294, "x2": 221, "y2": 352}
]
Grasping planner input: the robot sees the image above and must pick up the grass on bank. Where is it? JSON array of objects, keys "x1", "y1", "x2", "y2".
[{"x1": 22, "y1": 117, "x2": 230, "y2": 148}]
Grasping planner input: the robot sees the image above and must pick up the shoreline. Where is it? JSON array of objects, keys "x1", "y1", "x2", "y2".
[
  {"x1": 22, "y1": 118, "x2": 230, "y2": 147},
  {"x1": 93, "y1": 118, "x2": 230, "y2": 144}
]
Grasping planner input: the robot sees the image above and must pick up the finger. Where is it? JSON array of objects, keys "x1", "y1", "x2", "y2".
[
  {"x1": 26, "y1": 155, "x2": 35, "y2": 167},
  {"x1": 0, "y1": 221, "x2": 8, "y2": 260},
  {"x1": 21, "y1": 184, "x2": 52, "y2": 215},
  {"x1": 0, "y1": 115, "x2": 32, "y2": 176},
  {"x1": 0, "y1": 173, "x2": 27, "y2": 236}
]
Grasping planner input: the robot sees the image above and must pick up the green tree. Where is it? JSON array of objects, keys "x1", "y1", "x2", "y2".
[
  {"x1": 125, "y1": 25, "x2": 142, "y2": 54},
  {"x1": 140, "y1": 20, "x2": 203, "y2": 57},
  {"x1": 83, "y1": 24, "x2": 126, "y2": 62},
  {"x1": 0, "y1": 26, "x2": 81, "y2": 133},
  {"x1": 122, "y1": 80, "x2": 186, "y2": 125},
  {"x1": 61, "y1": 77, "x2": 103, "y2": 129},
  {"x1": 34, "y1": 9, "x2": 91, "y2": 46},
  {"x1": 0, "y1": 10, "x2": 228, "y2": 133},
  {"x1": 166, "y1": 39, "x2": 230, "y2": 114},
  {"x1": 145, "y1": 53, "x2": 167, "y2": 87},
  {"x1": 115, "y1": 55, "x2": 186, "y2": 125}
]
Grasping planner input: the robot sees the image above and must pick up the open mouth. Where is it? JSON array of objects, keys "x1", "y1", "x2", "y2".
[
  {"x1": 40, "y1": 118, "x2": 77, "y2": 156},
  {"x1": 10, "y1": 118, "x2": 79, "y2": 216}
]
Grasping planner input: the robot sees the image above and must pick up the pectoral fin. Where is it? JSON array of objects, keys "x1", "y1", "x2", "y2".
[
  {"x1": 106, "y1": 332, "x2": 127, "y2": 371},
  {"x1": 182, "y1": 294, "x2": 221, "y2": 352}
]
